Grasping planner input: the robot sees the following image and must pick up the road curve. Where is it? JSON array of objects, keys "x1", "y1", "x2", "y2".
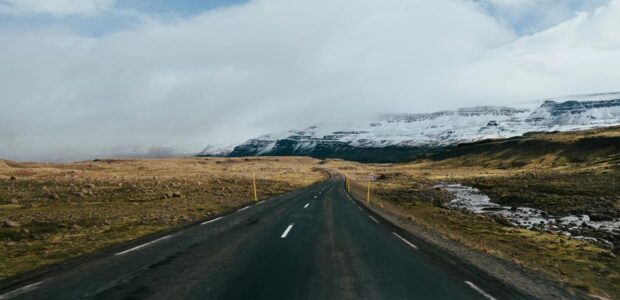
[{"x1": 0, "y1": 177, "x2": 530, "y2": 299}]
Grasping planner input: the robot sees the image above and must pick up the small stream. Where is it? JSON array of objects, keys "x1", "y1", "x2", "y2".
[{"x1": 435, "y1": 183, "x2": 620, "y2": 247}]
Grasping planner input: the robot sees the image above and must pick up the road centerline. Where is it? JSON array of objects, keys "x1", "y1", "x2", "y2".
[
  {"x1": 304, "y1": 203, "x2": 309, "y2": 209},
  {"x1": 281, "y1": 224, "x2": 294, "y2": 238}
]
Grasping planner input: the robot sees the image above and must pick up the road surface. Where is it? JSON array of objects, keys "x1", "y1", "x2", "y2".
[{"x1": 0, "y1": 177, "x2": 530, "y2": 299}]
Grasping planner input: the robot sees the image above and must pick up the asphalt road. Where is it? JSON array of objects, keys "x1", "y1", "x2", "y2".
[{"x1": 0, "y1": 177, "x2": 531, "y2": 300}]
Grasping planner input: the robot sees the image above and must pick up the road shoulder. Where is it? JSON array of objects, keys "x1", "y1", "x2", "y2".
[{"x1": 350, "y1": 189, "x2": 592, "y2": 300}]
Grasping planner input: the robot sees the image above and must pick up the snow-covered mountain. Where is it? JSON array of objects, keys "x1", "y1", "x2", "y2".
[{"x1": 199, "y1": 92, "x2": 620, "y2": 162}]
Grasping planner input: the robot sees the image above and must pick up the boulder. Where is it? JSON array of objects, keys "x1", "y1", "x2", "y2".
[
  {"x1": 491, "y1": 214, "x2": 513, "y2": 226},
  {"x1": 3, "y1": 220, "x2": 20, "y2": 227},
  {"x1": 589, "y1": 213, "x2": 612, "y2": 221}
]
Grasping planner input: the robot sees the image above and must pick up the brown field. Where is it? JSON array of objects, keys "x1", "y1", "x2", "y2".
[{"x1": 0, "y1": 157, "x2": 325, "y2": 279}]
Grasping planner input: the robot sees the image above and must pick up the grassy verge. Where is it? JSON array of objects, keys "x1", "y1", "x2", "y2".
[{"x1": 0, "y1": 157, "x2": 324, "y2": 279}]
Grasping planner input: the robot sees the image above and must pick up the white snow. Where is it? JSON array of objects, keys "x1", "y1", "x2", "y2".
[
  {"x1": 435, "y1": 183, "x2": 620, "y2": 245},
  {"x1": 203, "y1": 92, "x2": 620, "y2": 155}
]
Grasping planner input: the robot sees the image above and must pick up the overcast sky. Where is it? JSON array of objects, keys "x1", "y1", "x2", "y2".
[{"x1": 0, "y1": 0, "x2": 619, "y2": 161}]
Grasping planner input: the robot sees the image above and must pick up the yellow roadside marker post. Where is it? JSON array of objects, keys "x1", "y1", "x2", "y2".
[
  {"x1": 253, "y1": 174, "x2": 258, "y2": 202},
  {"x1": 345, "y1": 176, "x2": 349, "y2": 192},
  {"x1": 367, "y1": 181, "x2": 371, "y2": 204}
]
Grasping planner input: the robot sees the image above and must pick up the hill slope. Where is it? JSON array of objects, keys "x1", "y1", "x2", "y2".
[{"x1": 201, "y1": 92, "x2": 620, "y2": 162}]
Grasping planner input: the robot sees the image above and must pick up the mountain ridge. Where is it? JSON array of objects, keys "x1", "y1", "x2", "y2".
[{"x1": 200, "y1": 92, "x2": 620, "y2": 162}]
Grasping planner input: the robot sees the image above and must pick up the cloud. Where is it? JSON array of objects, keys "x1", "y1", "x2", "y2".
[
  {"x1": 0, "y1": 0, "x2": 117, "y2": 17},
  {"x1": 0, "y1": 0, "x2": 618, "y2": 161},
  {"x1": 457, "y1": 0, "x2": 620, "y2": 102},
  {"x1": 475, "y1": 0, "x2": 611, "y2": 34}
]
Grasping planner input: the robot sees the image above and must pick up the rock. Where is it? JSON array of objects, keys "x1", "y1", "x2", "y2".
[
  {"x1": 491, "y1": 214, "x2": 513, "y2": 226},
  {"x1": 589, "y1": 213, "x2": 612, "y2": 221},
  {"x1": 164, "y1": 192, "x2": 174, "y2": 198},
  {"x1": 172, "y1": 191, "x2": 182, "y2": 198},
  {"x1": 6, "y1": 241, "x2": 17, "y2": 246},
  {"x1": 71, "y1": 224, "x2": 81, "y2": 230},
  {"x1": 9, "y1": 199, "x2": 19, "y2": 204},
  {"x1": 3, "y1": 220, "x2": 21, "y2": 227},
  {"x1": 600, "y1": 251, "x2": 616, "y2": 259},
  {"x1": 85, "y1": 184, "x2": 96, "y2": 189},
  {"x1": 48, "y1": 193, "x2": 60, "y2": 200},
  {"x1": 22, "y1": 228, "x2": 29, "y2": 233}
]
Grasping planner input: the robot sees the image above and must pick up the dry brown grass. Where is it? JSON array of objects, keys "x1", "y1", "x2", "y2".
[{"x1": 0, "y1": 157, "x2": 325, "y2": 279}]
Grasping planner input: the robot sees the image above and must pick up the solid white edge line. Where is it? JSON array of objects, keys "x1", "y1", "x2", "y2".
[
  {"x1": 237, "y1": 206, "x2": 250, "y2": 212},
  {"x1": 304, "y1": 203, "x2": 309, "y2": 208},
  {"x1": 256, "y1": 201, "x2": 265, "y2": 205},
  {"x1": 369, "y1": 215, "x2": 380, "y2": 224},
  {"x1": 115, "y1": 235, "x2": 172, "y2": 256},
  {"x1": 392, "y1": 232, "x2": 418, "y2": 250},
  {"x1": 357, "y1": 206, "x2": 363, "y2": 211},
  {"x1": 201, "y1": 216, "x2": 223, "y2": 225},
  {"x1": 0, "y1": 281, "x2": 44, "y2": 299},
  {"x1": 464, "y1": 281, "x2": 497, "y2": 300},
  {"x1": 281, "y1": 224, "x2": 294, "y2": 238}
]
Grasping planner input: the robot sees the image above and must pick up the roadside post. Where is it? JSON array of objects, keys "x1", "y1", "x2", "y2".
[
  {"x1": 367, "y1": 181, "x2": 371, "y2": 204},
  {"x1": 253, "y1": 174, "x2": 258, "y2": 201}
]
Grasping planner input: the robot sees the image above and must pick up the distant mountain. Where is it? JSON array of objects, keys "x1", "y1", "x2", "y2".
[{"x1": 199, "y1": 92, "x2": 620, "y2": 162}]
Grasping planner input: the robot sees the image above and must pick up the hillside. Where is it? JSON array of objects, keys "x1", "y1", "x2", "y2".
[
  {"x1": 201, "y1": 92, "x2": 620, "y2": 162},
  {"x1": 428, "y1": 125, "x2": 620, "y2": 169}
]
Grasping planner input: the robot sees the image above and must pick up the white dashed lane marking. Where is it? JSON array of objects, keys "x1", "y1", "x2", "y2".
[
  {"x1": 369, "y1": 215, "x2": 380, "y2": 224},
  {"x1": 281, "y1": 224, "x2": 294, "y2": 238},
  {"x1": 464, "y1": 281, "x2": 496, "y2": 300},
  {"x1": 392, "y1": 232, "x2": 418, "y2": 250},
  {"x1": 0, "y1": 281, "x2": 44, "y2": 299},
  {"x1": 116, "y1": 235, "x2": 173, "y2": 256},
  {"x1": 201, "y1": 216, "x2": 223, "y2": 225}
]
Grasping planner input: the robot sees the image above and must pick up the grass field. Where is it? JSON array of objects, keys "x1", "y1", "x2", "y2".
[{"x1": 0, "y1": 157, "x2": 325, "y2": 279}]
